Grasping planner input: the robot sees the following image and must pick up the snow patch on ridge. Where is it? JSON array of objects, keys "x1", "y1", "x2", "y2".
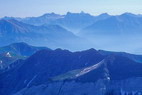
[
  {"x1": 0, "y1": 60, "x2": 2, "y2": 64},
  {"x1": 26, "y1": 75, "x2": 37, "y2": 87},
  {"x1": 6, "y1": 52, "x2": 12, "y2": 57},
  {"x1": 75, "y1": 60, "x2": 105, "y2": 77}
]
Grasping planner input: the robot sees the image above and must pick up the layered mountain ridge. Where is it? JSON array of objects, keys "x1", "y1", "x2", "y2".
[
  {"x1": 0, "y1": 18, "x2": 79, "y2": 49},
  {"x1": 1, "y1": 12, "x2": 142, "y2": 53},
  {"x1": 0, "y1": 44, "x2": 142, "y2": 95}
]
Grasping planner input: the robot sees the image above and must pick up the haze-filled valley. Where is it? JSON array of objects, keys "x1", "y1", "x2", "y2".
[{"x1": 1, "y1": 12, "x2": 142, "y2": 54}]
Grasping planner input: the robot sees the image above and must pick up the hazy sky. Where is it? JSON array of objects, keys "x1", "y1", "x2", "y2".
[{"x1": 0, "y1": 0, "x2": 142, "y2": 17}]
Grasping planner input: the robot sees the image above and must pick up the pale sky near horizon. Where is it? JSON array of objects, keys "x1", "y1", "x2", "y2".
[{"x1": 0, "y1": 0, "x2": 142, "y2": 17}]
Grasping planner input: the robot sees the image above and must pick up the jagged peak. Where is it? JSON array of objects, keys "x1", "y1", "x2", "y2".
[
  {"x1": 66, "y1": 11, "x2": 92, "y2": 17},
  {"x1": 99, "y1": 13, "x2": 110, "y2": 16},
  {"x1": 79, "y1": 48, "x2": 98, "y2": 53},
  {"x1": 54, "y1": 48, "x2": 72, "y2": 53},
  {"x1": 42, "y1": 12, "x2": 61, "y2": 17}
]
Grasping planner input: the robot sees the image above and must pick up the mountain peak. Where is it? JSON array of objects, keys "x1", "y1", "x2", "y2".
[
  {"x1": 120, "y1": 12, "x2": 138, "y2": 17},
  {"x1": 99, "y1": 13, "x2": 110, "y2": 16},
  {"x1": 42, "y1": 12, "x2": 61, "y2": 17},
  {"x1": 88, "y1": 48, "x2": 97, "y2": 51},
  {"x1": 97, "y1": 13, "x2": 110, "y2": 19},
  {"x1": 78, "y1": 48, "x2": 100, "y2": 55},
  {"x1": 66, "y1": 11, "x2": 92, "y2": 16},
  {"x1": 54, "y1": 48, "x2": 71, "y2": 53},
  {"x1": 39, "y1": 13, "x2": 64, "y2": 20}
]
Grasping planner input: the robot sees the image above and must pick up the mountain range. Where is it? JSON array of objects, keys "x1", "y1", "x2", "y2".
[
  {"x1": 18, "y1": 13, "x2": 64, "y2": 26},
  {"x1": 2, "y1": 12, "x2": 142, "y2": 35},
  {"x1": 16, "y1": 12, "x2": 110, "y2": 33},
  {"x1": 1, "y1": 12, "x2": 142, "y2": 53},
  {"x1": 0, "y1": 43, "x2": 142, "y2": 95},
  {"x1": 0, "y1": 19, "x2": 79, "y2": 49},
  {"x1": 12, "y1": 12, "x2": 142, "y2": 36},
  {"x1": 80, "y1": 13, "x2": 142, "y2": 36}
]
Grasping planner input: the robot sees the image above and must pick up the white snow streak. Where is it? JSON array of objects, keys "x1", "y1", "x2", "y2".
[
  {"x1": 27, "y1": 75, "x2": 37, "y2": 87},
  {"x1": 75, "y1": 60, "x2": 104, "y2": 77}
]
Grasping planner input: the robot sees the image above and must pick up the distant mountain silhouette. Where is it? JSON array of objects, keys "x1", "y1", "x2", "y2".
[
  {"x1": 80, "y1": 13, "x2": 142, "y2": 36},
  {"x1": 0, "y1": 19, "x2": 78, "y2": 48},
  {"x1": 19, "y1": 13, "x2": 64, "y2": 26},
  {"x1": 17, "y1": 12, "x2": 110, "y2": 33}
]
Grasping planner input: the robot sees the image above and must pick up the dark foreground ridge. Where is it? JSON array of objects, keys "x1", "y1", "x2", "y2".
[{"x1": 0, "y1": 46, "x2": 142, "y2": 95}]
